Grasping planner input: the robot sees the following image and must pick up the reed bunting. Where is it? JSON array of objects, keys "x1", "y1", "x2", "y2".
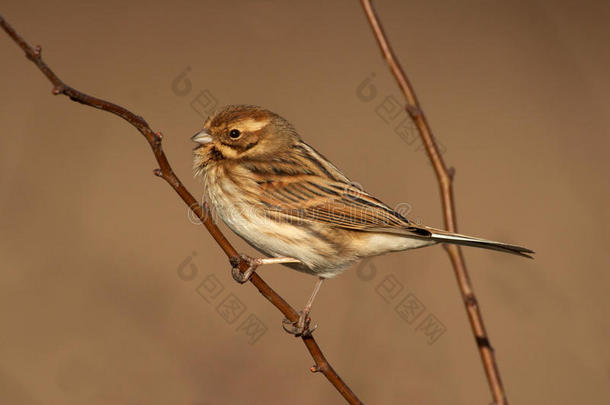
[{"x1": 192, "y1": 105, "x2": 533, "y2": 335}]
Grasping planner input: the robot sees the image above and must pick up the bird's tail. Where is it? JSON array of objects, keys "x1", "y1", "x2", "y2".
[{"x1": 427, "y1": 228, "x2": 534, "y2": 258}]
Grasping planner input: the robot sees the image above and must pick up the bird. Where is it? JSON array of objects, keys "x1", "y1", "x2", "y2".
[{"x1": 192, "y1": 104, "x2": 533, "y2": 336}]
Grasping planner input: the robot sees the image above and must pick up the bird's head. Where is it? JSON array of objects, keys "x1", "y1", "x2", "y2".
[{"x1": 192, "y1": 105, "x2": 299, "y2": 168}]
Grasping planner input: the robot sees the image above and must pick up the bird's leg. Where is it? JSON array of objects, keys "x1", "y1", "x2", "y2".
[
  {"x1": 229, "y1": 254, "x2": 301, "y2": 284},
  {"x1": 283, "y1": 277, "x2": 325, "y2": 337}
]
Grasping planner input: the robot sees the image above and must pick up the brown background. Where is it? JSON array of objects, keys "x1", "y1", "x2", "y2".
[{"x1": 1, "y1": 1, "x2": 609, "y2": 404}]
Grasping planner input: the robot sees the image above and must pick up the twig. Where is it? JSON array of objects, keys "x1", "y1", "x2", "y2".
[
  {"x1": 0, "y1": 14, "x2": 362, "y2": 405},
  {"x1": 360, "y1": 1, "x2": 508, "y2": 404}
]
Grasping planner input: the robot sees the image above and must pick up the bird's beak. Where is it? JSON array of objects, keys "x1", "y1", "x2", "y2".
[{"x1": 191, "y1": 129, "x2": 213, "y2": 145}]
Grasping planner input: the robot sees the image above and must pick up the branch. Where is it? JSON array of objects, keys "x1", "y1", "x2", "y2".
[
  {"x1": 360, "y1": 1, "x2": 509, "y2": 404},
  {"x1": 0, "y1": 15, "x2": 363, "y2": 405}
]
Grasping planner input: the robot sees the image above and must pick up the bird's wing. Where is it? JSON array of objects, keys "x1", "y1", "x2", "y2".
[{"x1": 256, "y1": 174, "x2": 431, "y2": 238}]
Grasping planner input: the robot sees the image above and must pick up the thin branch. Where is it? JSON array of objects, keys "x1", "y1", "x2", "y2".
[
  {"x1": 360, "y1": 1, "x2": 509, "y2": 404},
  {"x1": 0, "y1": 15, "x2": 363, "y2": 405}
]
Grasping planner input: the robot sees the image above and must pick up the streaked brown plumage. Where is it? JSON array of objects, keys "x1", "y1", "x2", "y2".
[{"x1": 192, "y1": 105, "x2": 533, "y2": 334}]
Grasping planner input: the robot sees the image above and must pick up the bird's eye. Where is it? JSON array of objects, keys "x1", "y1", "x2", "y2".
[{"x1": 229, "y1": 129, "x2": 241, "y2": 139}]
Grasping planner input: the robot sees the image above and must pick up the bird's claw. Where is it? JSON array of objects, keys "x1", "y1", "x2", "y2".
[
  {"x1": 230, "y1": 254, "x2": 261, "y2": 284},
  {"x1": 282, "y1": 311, "x2": 317, "y2": 337}
]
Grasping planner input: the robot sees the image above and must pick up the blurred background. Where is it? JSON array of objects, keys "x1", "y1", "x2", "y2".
[{"x1": 1, "y1": 1, "x2": 609, "y2": 404}]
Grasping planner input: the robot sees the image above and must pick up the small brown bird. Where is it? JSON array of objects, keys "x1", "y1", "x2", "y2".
[{"x1": 193, "y1": 105, "x2": 533, "y2": 335}]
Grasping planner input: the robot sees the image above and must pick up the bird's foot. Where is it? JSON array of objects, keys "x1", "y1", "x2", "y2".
[
  {"x1": 282, "y1": 311, "x2": 317, "y2": 337},
  {"x1": 229, "y1": 254, "x2": 261, "y2": 284}
]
